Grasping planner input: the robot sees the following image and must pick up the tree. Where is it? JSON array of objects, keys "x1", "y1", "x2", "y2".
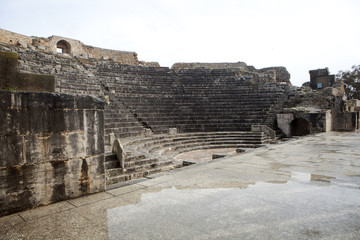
[{"x1": 336, "y1": 65, "x2": 360, "y2": 99}]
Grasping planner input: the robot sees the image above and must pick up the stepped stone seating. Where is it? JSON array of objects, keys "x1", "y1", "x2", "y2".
[
  {"x1": 96, "y1": 63, "x2": 286, "y2": 136},
  {"x1": 92, "y1": 62, "x2": 288, "y2": 186},
  {"x1": 0, "y1": 44, "x2": 289, "y2": 186},
  {"x1": 105, "y1": 131, "x2": 271, "y2": 185},
  {"x1": 104, "y1": 97, "x2": 145, "y2": 140},
  {"x1": 4, "y1": 45, "x2": 103, "y2": 96}
]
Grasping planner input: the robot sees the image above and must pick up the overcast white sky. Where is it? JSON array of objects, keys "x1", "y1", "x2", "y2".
[{"x1": 1, "y1": 0, "x2": 359, "y2": 86}]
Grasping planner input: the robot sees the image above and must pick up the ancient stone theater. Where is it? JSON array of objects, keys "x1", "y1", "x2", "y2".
[{"x1": 0, "y1": 28, "x2": 358, "y2": 216}]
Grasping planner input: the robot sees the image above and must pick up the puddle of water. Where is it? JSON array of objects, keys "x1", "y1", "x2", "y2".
[
  {"x1": 291, "y1": 172, "x2": 337, "y2": 184},
  {"x1": 174, "y1": 148, "x2": 237, "y2": 163},
  {"x1": 108, "y1": 180, "x2": 360, "y2": 239}
]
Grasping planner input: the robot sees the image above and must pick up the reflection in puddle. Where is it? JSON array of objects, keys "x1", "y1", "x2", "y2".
[
  {"x1": 291, "y1": 172, "x2": 336, "y2": 183},
  {"x1": 108, "y1": 180, "x2": 360, "y2": 239},
  {"x1": 291, "y1": 172, "x2": 311, "y2": 182},
  {"x1": 311, "y1": 174, "x2": 336, "y2": 182}
]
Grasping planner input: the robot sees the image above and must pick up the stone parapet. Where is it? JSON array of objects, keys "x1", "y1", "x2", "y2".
[{"x1": 0, "y1": 91, "x2": 106, "y2": 217}]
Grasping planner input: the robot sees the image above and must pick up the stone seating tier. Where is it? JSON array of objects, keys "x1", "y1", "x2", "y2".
[
  {"x1": 8, "y1": 46, "x2": 103, "y2": 96},
  {"x1": 105, "y1": 131, "x2": 270, "y2": 185},
  {"x1": 2, "y1": 46, "x2": 289, "y2": 185}
]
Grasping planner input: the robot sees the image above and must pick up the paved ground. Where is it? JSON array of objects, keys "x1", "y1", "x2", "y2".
[{"x1": 1, "y1": 132, "x2": 360, "y2": 240}]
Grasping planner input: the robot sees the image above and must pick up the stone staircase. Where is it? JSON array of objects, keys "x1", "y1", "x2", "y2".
[{"x1": 105, "y1": 131, "x2": 271, "y2": 186}]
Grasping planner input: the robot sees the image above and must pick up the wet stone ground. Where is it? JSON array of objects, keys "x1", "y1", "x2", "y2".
[{"x1": 1, "y1": 132, "x2": 360, "y2": 239}]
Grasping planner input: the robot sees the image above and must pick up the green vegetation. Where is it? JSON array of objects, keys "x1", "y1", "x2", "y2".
[
  {"x1": 2, "y1": 87, "x2": 17, "y2": 91},
  {"x1": 337, "y1": 65, "x2": 360, "y2": 99},
  {"x1": 0, "y1": 51, "x2": 18, "y2": 59}
]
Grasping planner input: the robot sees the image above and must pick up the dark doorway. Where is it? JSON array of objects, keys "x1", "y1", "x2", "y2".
[{"x1": 291, "y1": 118, "x2": 310, "y2": 136}]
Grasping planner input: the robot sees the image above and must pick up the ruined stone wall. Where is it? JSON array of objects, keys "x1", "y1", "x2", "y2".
[
  {"x1": 258, "y1": 67, "x2": 291, "y2": 85},
  {"x1": 172, "y1": 62, "x2": 291, "y2": 85},
  {"x1": 171, "y1": 62, "x2": 249, "y2": 70},
  {"x1": 0, "y1": 91, "x2": 105, "y2": 217},
  {"x1": 332, "y1": 112, "x2": 359, "y2": 131},
  {"x1": 0, "y1": 28, "x2": 139, "y2": 65}
]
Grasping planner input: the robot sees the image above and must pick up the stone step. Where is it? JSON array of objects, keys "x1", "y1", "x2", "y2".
[
  {"x1": 105, "y1": 126, "x2": 144, "y2": 134},
  {"x1": 161, "y1": 143, "x2": 264, "y2": 157},
  {"x1": 146, "y1": 138, "x2": 265, "y2": 153},
  {"x1": 124, "y1": 158, "x2": 158, "y2": 168},
  {"x1": 106, "y1": 164, "x2": 174, "y2": 186},
  {"x1": 122, "y1": 132, "x2": 265, "y2": 147},
  {"x1": 123, "y1": 159, "x2": 173, "y2": 174},
  {"x1": 105, "y1": 159, "x2": 120, "y2": 169},
  {"x1": 124, "y1": 154, "x2": 146, "y2": 162},
  {"x1": 136, "y1": 136, "x2": 265, "y2": 150}
]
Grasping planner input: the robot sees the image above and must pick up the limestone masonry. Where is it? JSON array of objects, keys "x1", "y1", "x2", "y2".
[{"x1": 0, "y1": 28, "x2": 359, "y2": 217}]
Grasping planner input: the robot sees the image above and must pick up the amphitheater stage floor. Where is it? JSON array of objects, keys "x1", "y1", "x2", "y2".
[{"x1": 1, "y1": 132, "x2": 360, "y2": 240}]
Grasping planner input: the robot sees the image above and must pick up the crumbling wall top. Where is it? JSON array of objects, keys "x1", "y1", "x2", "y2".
[
  {"x1": 0, "y1": 28, "x2": 139, "y2": 65},
  {"x1": 172, "y1": 62, "x2": 291, "y2": 85},
  {"x1": 171, "y1": 62, "x2": 248, "y2": 70}
]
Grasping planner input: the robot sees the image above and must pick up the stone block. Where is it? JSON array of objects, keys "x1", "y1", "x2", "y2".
[
  {"x1": 85, "y1": 110, "x2": 96, "y2": 156},
  {"x1": 109, "y1": 132, "x2": 115, "y2": 146},
  {"x1": 48, "y1": 133, "x2": 67, "y2": 161},
  {"x1": 17, "y1": 40, "x2": 27, "y2": 48},
  {"x1": 16, "y1": 73, "x2": 55, "y2": 92},
  {"x1": 24, "y1": 134, "x2": 49, "y2": 165},
  {"x1": 212, "y1": 154, "x2": 226, "y2": 159},
  {"x1": 0, "y1": 89, "x2": 105, "y2": 217},
  {"x1": 236, "y1": 148, "x2": 246, "y2": 153},
  {"x1": 76, "y1": 95, "x2": 106, "y2": 109},
  {"x1": 0, "y1": 91, "x2": 12, "y2": 109},
  {"x1": 48, "y1": 109, "x2": 84, "y2": 133},
  {"x1": 0, "y1": 164, "x2": 38, "y2": 216},
  {"x1": 0, "y1": 135, "x2": 24, "y2": 168},
  {"x1": 0, "y1": 109, "x2": 30, "y2": 135},
  {"x1": 169, "y1": 128, "x2": 177, "y2": 135},
  {"x1": 87, "y1": 155, "x2": 105, "y2": 177},
  {"x1": 144, "y1": 128, "x2": 152, "y2": 137},
  {"x1": 29, "y1": 108, "x2": 50, "y2": 133},
  {"x1": 37, "y1": 45, "x2": 45, "y2": 50},
  {"x1": 65, "y1": 132, "x2": 86, "y2": 159},
  {"x1": 112, "y1": 139, "x2": 124, "y2": 169},
  {"x1": 52, "y1": 93, "x2": 75, "y2": 109},
  {"x1": 276, "y1": 113, "x2": 294, "y2": 137},
  {"x1": 0, "y1": 51, "x2": 18, "y2": 89},
  {"x1": 13, "y1": 92, "x2": 53, "y2": 109}
]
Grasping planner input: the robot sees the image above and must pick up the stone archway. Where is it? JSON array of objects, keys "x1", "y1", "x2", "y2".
[
  {"x1": 56, "y1": 40, "x2": 71, "y2": 54},
  {"x1": 291, "y1": 118, "x2": 310, "y2": 136}
]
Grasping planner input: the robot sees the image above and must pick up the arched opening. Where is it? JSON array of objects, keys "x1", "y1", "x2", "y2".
[
  {"x1": 291, "y1": 118, "x2": 310, "y2": 136},
  {"x1": 56, "y1": 40, "x2": 71, "y2": 54}
]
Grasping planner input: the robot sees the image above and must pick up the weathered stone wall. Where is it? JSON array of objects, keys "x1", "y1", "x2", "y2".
[
  {"x1": 277, "y1": 112, "x2": 328, "y2": 136},
  {"x1": 171, "y1": 62, "x2": 249, "y2": 70},
  {"x1": 172, "y1": 62, "x2": 291, "y2": 85},
  {"x1": 0, "y1": 28, "x2": 139, "y2": 65},
  {"x1": 0, "y1": 91, "x2": 105, "y2": 217},
  {"x1": 258, "y1": 67, "x2": 291, "y2": 85},
  {"x1": 332, "y1": 112, "x2": 359, "y2": 131},
  {"x1": 295, "y1": 112, "x2": 327, "y2": 133}
]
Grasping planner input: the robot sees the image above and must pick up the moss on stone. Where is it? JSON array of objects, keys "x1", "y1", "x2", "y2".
[{"x1": 0, "y1": 51, "x2": 18, "y2": 59}]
